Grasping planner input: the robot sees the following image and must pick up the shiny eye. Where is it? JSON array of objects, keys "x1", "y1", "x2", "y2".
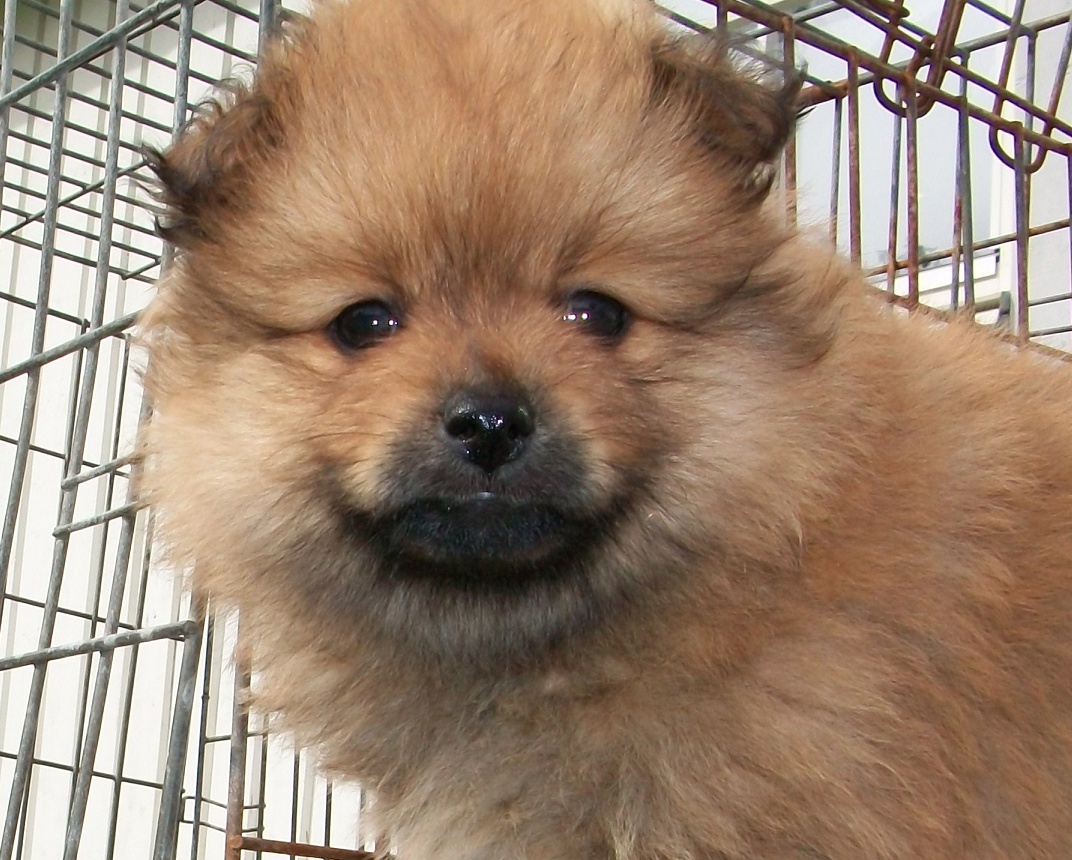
[
  {"x1": 561, "y1": 290, "x2": 629, "y2": 340},
  {"x1": 330, "y1": 300, "x2": 401, "y2": 351}
]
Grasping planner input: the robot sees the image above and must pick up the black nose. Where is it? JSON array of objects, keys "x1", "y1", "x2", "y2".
[{"x1": 442, "y1": 391, "x2": 536, "y2": 475}]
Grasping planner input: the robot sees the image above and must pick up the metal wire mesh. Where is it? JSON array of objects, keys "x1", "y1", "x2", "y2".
[{"x1": 0, "y1": 1, "x2": 1068, "y2": 858}]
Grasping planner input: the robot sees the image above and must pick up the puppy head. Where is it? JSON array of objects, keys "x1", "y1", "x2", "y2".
[{"x1": 142, "y1": 0, "x2": 823, "y2": 666}]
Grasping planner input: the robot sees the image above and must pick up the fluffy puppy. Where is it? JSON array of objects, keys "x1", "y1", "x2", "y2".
[{"x1": 141, "y1": 1, "x2": 1072, "y2": 858}]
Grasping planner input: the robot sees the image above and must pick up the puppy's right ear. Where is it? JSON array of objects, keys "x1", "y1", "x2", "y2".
[{"x1": 146, "y1": 81, "x2": 284, "y2": 247}]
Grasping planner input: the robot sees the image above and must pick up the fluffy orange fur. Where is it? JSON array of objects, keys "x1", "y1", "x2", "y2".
[{"x1": 141, "y1": 1, "x2": 1072, "y2": 858}]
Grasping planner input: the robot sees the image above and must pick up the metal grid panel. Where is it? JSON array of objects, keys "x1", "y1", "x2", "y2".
[
  {"x1": 0, "y1": 4, "x2": 301, "y2": 859},
  {"x1": 0, "y1": 1, "x2": 1068, "y2": 859},
  {"x1": 698, "y1": 0, "x2": 1072, "y2": 348}
]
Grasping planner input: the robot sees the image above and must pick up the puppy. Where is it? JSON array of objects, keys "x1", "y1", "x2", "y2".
[{"x1": 141, "y1": 0, "x2": 1072, "y2": 857}]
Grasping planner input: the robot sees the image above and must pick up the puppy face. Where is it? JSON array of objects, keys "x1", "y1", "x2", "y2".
[{"x1": 142, "y1": 0, "x2": 822, "y2": 664}]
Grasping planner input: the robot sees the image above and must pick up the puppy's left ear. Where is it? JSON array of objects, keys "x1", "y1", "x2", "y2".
[{"x1": 649, "y1": 35, "x2": 801, "y2": 197}]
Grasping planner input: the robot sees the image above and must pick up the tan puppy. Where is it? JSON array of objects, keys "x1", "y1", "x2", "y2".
[{"x1": 141, "y1": 1, "x2": 1072, "y2": 857}]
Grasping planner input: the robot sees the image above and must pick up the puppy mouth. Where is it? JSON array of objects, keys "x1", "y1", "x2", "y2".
[{"x1": 348, "y1": 493, "x2": 598, "y2": 575}]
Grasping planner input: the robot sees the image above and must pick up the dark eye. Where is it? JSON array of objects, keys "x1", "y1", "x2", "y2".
[
  {"x1": 330, "y1": 300, "x2": 402, "y2": 351},
  {"x1": 561, "y1": 290, "x2": 629, "y2": 340}
]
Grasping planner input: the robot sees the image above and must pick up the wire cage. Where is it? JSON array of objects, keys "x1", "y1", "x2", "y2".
[{"x1": 0, "y1": 0, "x2": 1068, "y2": 858}]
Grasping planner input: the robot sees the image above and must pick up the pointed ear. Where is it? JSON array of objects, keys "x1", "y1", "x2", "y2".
[
  {"x1": 649, "y1": 35, "x2": 801, "y2": 196},
  {"x1": 145, "y1": 81, "x2": 285, "y2": 247}
]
